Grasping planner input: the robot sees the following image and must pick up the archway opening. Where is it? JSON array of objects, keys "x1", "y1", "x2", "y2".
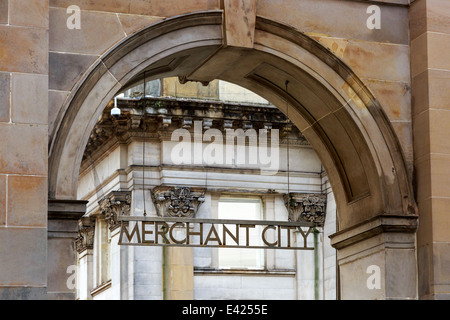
[
  {"x1": 75, "y1": 75, "x2": 337, "y2": 300},
  {"x1": 48, "y1": 11, "x2": 417, "y2": 300}
]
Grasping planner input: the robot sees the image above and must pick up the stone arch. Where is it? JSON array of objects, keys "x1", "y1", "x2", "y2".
[{"x1": 48, "y1": 11, "x2": 418, "y2": 299}]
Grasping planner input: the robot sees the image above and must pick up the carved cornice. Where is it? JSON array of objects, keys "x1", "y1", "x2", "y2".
[
  {"x1": 151, "y1": 186, "x2": 206, "y2": 218},
  {"x1": 284, "y1": 193, "x2": 327, "y2": 227},
  {"x1": 98, "y1": 191, "x2": 132, "y2": 231},
  {"x1": 82, "y1": 97, "x2": 310, "y2": 164}
]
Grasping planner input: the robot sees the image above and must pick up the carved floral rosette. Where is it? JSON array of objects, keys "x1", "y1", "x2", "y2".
[
  {"x1": 151, "y1": 186, "x2": 206, "y2": 218},
  {"x1": 98, "y1": 191, "x2": 132, "y2": 231},
  {"x1": 284, "y1": 193, "x2": 327, "y2": 227}
]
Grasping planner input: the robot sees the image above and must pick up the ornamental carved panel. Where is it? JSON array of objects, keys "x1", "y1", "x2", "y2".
[
  {"x1": 284, "y1": 193, "x2": 327, "y2": 227},
  {"x1": 151, "y1": 186, "x2": 206, "y2": 218}
]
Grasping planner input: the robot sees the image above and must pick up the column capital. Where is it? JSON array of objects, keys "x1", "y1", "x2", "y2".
[
  {"x1": 98, "y1": 191, "x2": 132, "y2": 231},
  {"x1": 75, "y1": 217, "x2": 95, "y2": 254},
  {"x1": 284, "y1": 193, "x2": 327, "y2": 227},
  {"x1": 151, "y1": 186, "x2": 206, "y2": 218}
]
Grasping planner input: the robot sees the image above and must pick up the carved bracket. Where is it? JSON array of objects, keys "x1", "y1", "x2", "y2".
[
  {"x1": 284, "y1": 193, "x2": 327, "y2": 227},
  {"x1": 151, "y1": 186, "x2": 206, "y2": 218},
  {"x1": 98, "y1": 191, "x2": 132, "y2": 231}
]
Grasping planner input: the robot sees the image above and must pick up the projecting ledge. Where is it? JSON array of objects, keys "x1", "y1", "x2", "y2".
[
  {"x1": 329, "y1": 215, "x2": 418, "y2": 251},
  {"x1": 48, "y1": 200, "x2": 89, "y2": 220}
]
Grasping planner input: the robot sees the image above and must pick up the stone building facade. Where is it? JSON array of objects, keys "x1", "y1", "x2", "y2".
[{"x1": 0, "y1": 0, "x2": 448, "y2": 300}]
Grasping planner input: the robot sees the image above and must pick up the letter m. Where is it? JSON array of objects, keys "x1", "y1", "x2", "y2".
[{"x1": 119, "y1": 222, "x2": 141, "y2": 244}]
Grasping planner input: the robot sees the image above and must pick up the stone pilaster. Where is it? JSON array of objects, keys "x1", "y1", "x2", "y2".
[
  {"x1": 410, "y1": 0, "x2": 450, "y2": 300},
  {"x1": 151, "y1": 186, "x2": 204, "y2": 300},
  {"x1": 0, "y1": 0, "x2": 49, "y2": 300},
  {"x1": 330, "y1": 215, "x2": 418, "y2": 300},
  {"x1": 47, "y1": 200, "x2": 88, "y2": 300},
  {"x1": 74, "y1": 217, "x2": 95, "y2": 300}
]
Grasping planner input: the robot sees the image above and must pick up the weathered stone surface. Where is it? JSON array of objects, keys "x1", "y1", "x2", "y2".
[
  {"x1": 411, "y1": 33, "x2": 450, "y2": 78},
  {"x1": 433, "y1": 242, "x2": 450, "y2": 286},
  {"x1": 106, "y1": 25, "x2": 222, "y2": 84},
  {"x1": 0, "y1": 227, "x2": 47, "y2": 286},
  {"x1": 419, "y1": 241, "x2": 450, "y2": 300},
  {"x1": 50, "y1": 0, "x2": 220, "y2": 22},
  {"x1": 0, "y1": 72, "x2": 10, "y2": 122},
  {"x1": 428, "y1": 110, "x2": 450, "y2": 156},
  {"x1": 52, "y1": 66, "x2": 122, "y2": 199},
  {"x1": 314, "y1": 112, "x2": 371, "y2": 200},
  {"x1": 129, "y1": 0, "x2": 220, "y2": 17},
  {"x1": 49, "y1": 52, "x2": 99, "y2": 91},
  {"x1": 48, "y1": 90, "x2": 69, "y2": 137},
  {"x1": 411, "y1": 0, "x2": 450, "y2": 300},
  {"x1": 117, "y1": 14, "x2": 163, "y2": 36},
  {"x1": 418, "y1": 243, "x2": 432, "y2": 298},
  {"x1": 331, "y1": 216, "x2": 418, "y2": 299},
  {"x1": 342, "y1": 41, "x2": 410, "y2": 82},
  {"x1": 223, "y1": 0, "x2": 257, "y2": 48},
  {"x1": 411, "y1": 0, "x2": 450, "y2": 41},
  {"x1": 311, "y1": 36, "x2": 348, "y2": 59},
  {"x1": 11, "y1": 73, "x2": 48, "y2": 124},
  {"x1": 0, "y1": 175, "x2": 5, "y2": 226},
  {"x1": 164, "y1": 247, "x2": 194, "y2": 300},
  {"x1": 431, "y1": 198, "x2": 450, "y2": 242},
  {"x1": 49, "y1": 7, "x2": 125, "y2": 55},
  {"x1": 412, "y1": 69, "x2": 430, "y2": 117},
  {"x1": 7, "y1": 175, "x2": 47, "y2": 227},
  {"x1": 415, "y1": 154, "x2": 450, "y2": 201},
  {"x1": 409, "y1": 0, "x2": 427, "y2": 41},
  {"x1": 0, "y1": 0, "x2": 8, "y2": 24},
  {"x1": 49, "y1": 0, "x2": 132, "y2": 14},
  {"x1": 47, "y1": 237, "x2": 76, "y2": 293},
  {"x1": 415, "y1": 156, "x2": 432, "y2": 203},
  {"x1": 416, "y1": 197, "x2": 432, "y2": 246},
  {"x1": 385, "y1": 247, "x2": 418, "y2": 299},
  {"x1": 47, "y1": 200, "x2": 87, "y2": 298},
  {"x1": 426, "y1": 32, "x2": 450, "y2": 71},
  {"x1": 366, "y1": 79, "x2": 411, "y2": 122},
  {"x1": 0, "y1": 26, "x2": 48, "y2": 74},
  {"x1": 9, "y1": 0, "x2": 48, "y2": 28},
  {"x1": 413, "y1": 33, "x2": 450, "y2": 79},
  {"x1": 414, "y1": 110, "x2": 450, "y2": 160},
  {"x1": 0, "y1": 287, "x2": 47, "y2": 300},
  {"x1": 257, "y1": 0, "x2": 409, "y2": 45},
  {"x1": 0, "y1": 123, "x2": 47, "y2": 175},
  {"x1": 411, "y1": 33, "x2": 428, "y2": 78},
  {"x1": 426, "y1": 0, "x2": 450, "y2": 36},
  {"x1": 390, "y1": 121, "x2": 413, "y2": 168},
  {"x1": 414, "y1": 70, "x2": 450, "y2": 115},
  {"x1": 429, "y1": 154, "x2": 450, "y2": 198}
]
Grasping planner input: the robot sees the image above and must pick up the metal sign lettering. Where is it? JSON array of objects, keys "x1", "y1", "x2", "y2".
[{"x1": 118, "y1": 216, "x2": 316, "y2": 250}]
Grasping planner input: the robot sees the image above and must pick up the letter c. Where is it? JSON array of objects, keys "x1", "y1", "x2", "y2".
[{"x1": 262, "y1": 225, "x2": 277, "y2": 247}]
